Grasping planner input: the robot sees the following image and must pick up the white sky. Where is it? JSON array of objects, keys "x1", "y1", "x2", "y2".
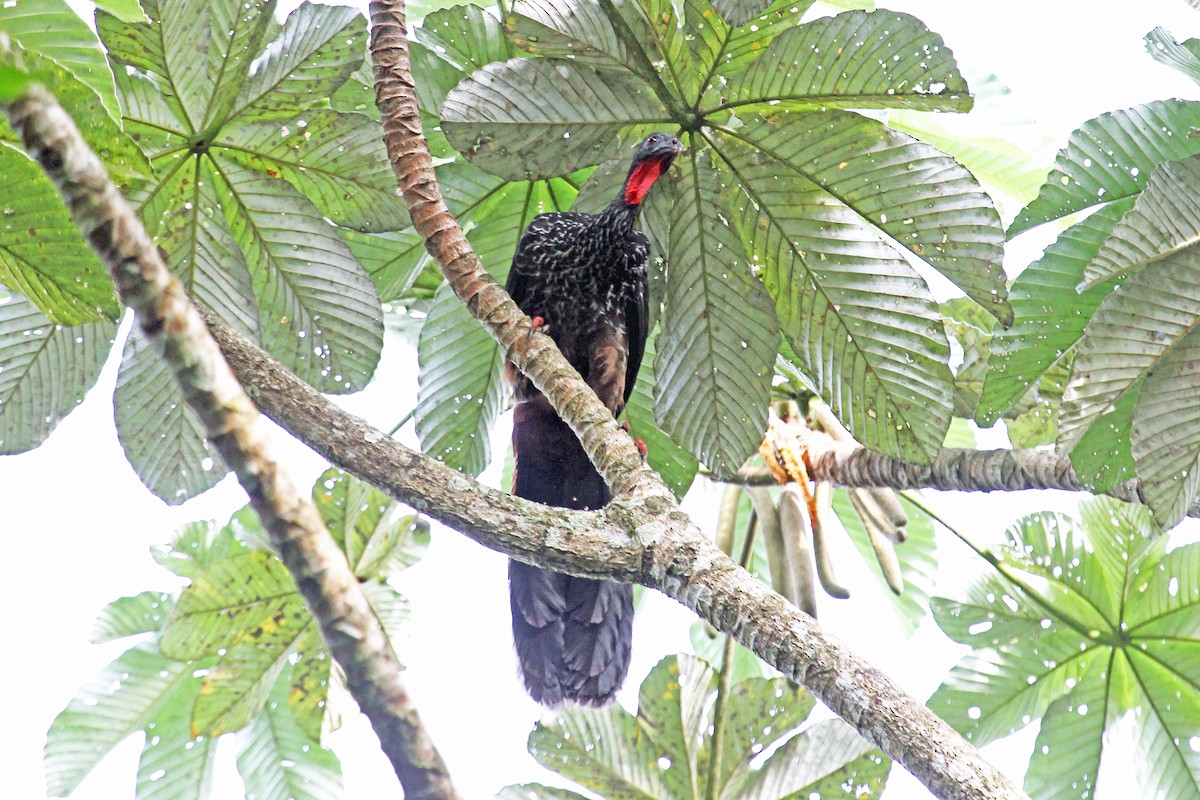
[{"x1": 5, "y1": 1, "x2": 1200, "y2": 799}]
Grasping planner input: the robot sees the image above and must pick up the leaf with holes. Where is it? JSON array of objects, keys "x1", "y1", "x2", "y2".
[{"x1": 656, "y1": 147, "x2": 778, "y2": 476}]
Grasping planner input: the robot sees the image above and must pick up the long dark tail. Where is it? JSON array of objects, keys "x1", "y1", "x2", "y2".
[{"x1": 509, "y1": 398, "x2": 633, "y2": 706}]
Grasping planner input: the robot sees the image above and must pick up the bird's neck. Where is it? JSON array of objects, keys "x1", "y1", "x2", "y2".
[{"x1": 599, "y1": 159, "x2": 663, "y2": 231}]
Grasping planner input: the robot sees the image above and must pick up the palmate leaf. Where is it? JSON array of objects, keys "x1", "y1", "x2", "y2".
[
  {"x1": 136, "y1": 668, "x2": 219, "y2": 800},
  {"x1": 719, "y1": 10, "x2": 972, "y2": 114},
  {"x1": 504, "y1": 0, "x2": 633, "y2": 71},
  {"x1": 526, "y1": 655, "x2": 886, "y2": 800},
  {"x1": 718, "y1": 130, "x2": 952, "y2": 462},
  {"x1": 149, "y1": 518, "x2": 254, "y2": 578},
  {"x1": 975, "y1": 201, "x2": 1129, "y2": 427},
  {"x1": 0, "y1": 292, "x2": 114, "y2": 454},
  {"x1": 236, "y1": 669, "x2": 343, "y2": 800},
  {"x1": 1147, "y1": 27, "x2": 1200, "y2": 87},
  {"x1": 441, "y1": 56, "x2": 672, "y2": 180},
  {"x1": 91, "y1": 590, "x2": 174, "y2": 643},
  {"x1": 45, "y1": 643, "x2": 194, "y2": 796},
  {"x1": 312, "y1": 467, "x2": 430, "y2": 578},
  {"x1": 930, "y1": 497, "x2": 1200, "y2": 799},
  {"x1": 0, "y1": 144, "x2": 118, "y2": 324},
  {"x1": 1010, "y1": 100, "x2": 1200, "y2": 236},
  {"x1": 657, "y1": 145, "x2": 778, "y2": 476},
  {"x1": 622, "y1": 333, "x2": 699, "y2": 500}
]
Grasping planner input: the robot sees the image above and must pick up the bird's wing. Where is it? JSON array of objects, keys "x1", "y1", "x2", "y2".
[
  {"x1": 504, "y1": 211, "x2": 591, "y2": 312},
  {"x1": 622, "y1": 234, "x2": 651, "y2": 406}
]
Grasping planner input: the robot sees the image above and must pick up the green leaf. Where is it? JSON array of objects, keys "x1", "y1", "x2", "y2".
[
  {"x1": 215, "y1": 158, "x2": 383, "y2": 393},
  {"x1": 221, "y1": 109, "x2": 410, "y2": 233},
  {"x1": 1146, "y1": 27, "x2": 1200, "y2": 88},
  {"x1": 313, "y1": 467, "x2": 430, "y2": 577},
  {"x1": 289, "y1": 627, "x2": 332, "y2": 743},
  {"x1": 94, "y1": 0, "x2": 147, "y2": 23},
  {"x1": 833, "y1": 491, "x2": 939, "y2": 632},
  {"x1": 0, "y1": 292, "x2": 114, "y2": 454},
  {"x1": 623, "y1": 333, "x2": 698, "y2": 500},
  {"x1": 149, "y1": 518, "x2": 254, "y2": 578},
  {"x1": 729, "y1": 718, "x2": 886, "y2": 800},
  {"x1": 710, "y1": 0, "x2": 773, "y2": 27},
  {"x1": 45, "y1": 643, "x2": 193, "y2": 796},
  {"x1": 497, "y1": 785, "x2": 591, "y2": 800},
  {"x1": 231, "y1": 2, "x2": 365, "y2": 121},
  {"x1": 1010, "y1": 100, "x2": 1200, "y2": 236},
  {"x1": 636, "y1": 655, "x2": 715, "y2": 796},
  {"x1": 114, "y1": 327, "x2": 228, "y2": 503},
  {"x1": 442, "y1": 57, "x2": 672, "y2": 181},
  {"x1": 719, "y1": 129, "x2": 952, "y2": 463},
  {"x1": 1131, "y1": 327, "x2": 1200, "y2": 526},
  {"x1": 362, "y1": 580, "x2": 414, "y2": 659},
  {"x1": 1058, "y1": 238, "x2": 1200, "y2": 452},
  {"x1": 236, "y1": 669, "x2": 343, "y2": 800},
  {"x1": 930, "y1": 497, "x2": 1200, "y2": 797},
  {"x1": 91, "y1": 591, "x2": 174, "y2": 643},
  {"x1": 720, "y1": 10, "x2": 971, "y2": 114},
  {"x1": 656, "y1": 146, "x2": 778, "y2": 476},
  {"x1": 136, "y1": 668, "x2": 219, "y2": 800},
  {"x1": 1, "y1": 0, "x2": 121, "y2": 119},
  {"x1": 1096, "y1": 152, "x2": 1200, "y2": 284},
  {"x1": 0, "y1": 66, "x2": 32, "y2": 102},
  {"x1": 193, "y1": 615, "x2": 313, "y2": 736},
  {"x1": 718, "y1": 109, "x2": 1008, "y2": 322},
  {"x1": 0, "y1": 144, "x2": 118, "y2": 324},
  {"x1": 504, "y1": 0, "x2": 632, "y2": 71},
  {"x1": 976, "y1": 201, "x2": 1128, "y2": 426},
  {"x1": 342, "y1": 227, "x2": 433, "y2": 303},
  {"x1": 160, "y1": 551, "x2": 299, "y2": 660},
  {"x1": 1068, "y1": 381, "x2": 1138, "y2": 493},
  {"x1": 707, "y1": 675, "x2": 816, "y2": 796}
]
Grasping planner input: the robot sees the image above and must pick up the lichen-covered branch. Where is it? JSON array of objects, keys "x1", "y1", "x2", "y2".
[
  {"x1": 3, "y1": 86, "x2": 461, "y2": 800},
  {"x1": 365, "y1": 3, "x2": 1027, "y2": 797}
]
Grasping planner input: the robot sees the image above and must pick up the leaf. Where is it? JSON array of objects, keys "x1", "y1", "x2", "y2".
[
  {"x1": 1082, "y1": 154, "x2": 1200, "y2": 289},
  {"x1": 730, "y1": 719, "x2": 886, "y2": 800},
  {"x1": 1146, "y1": 27, "x2": 1200, "y2": 88},
  {"x1": 362, "y1": 581, "x2": 413, "y2": 662},
  {"x1": 313, "y1": 467, "x2": 430, "y2": 577},
  {"x1": 929, "y1": 497, "x2": 1200, "y2": 798},
  {"x1": 442, "y1": 57, "x2": 671, "y2": 180},
  {"x1": 231, "y1": 2, "x2": 366, "y2": 121},
  {"x1": 1068, "y1": 381, "x2": 1138, "y2": 493},
  {"x1": 719, "y1": 130, "x2": 952, "y2": 463},
  {"x1": 1010, "y1": 100, "x2": 1200, "y2": 236},
  {"x1": 94, "y1": 0, "x2": 147, "y2": 23},
  {"x1": 114, "y1": 327, "x2": 228, "y2": 504},
  {"x1": 721, "y1": 10, "x2": 972, "y2": 114},
  {"x1": 91, "y1": 591, "x2": 174, "y2": 643},
  {"x1": 710, "y1": 0, "x2": 773, "y2": 27},
  {"x1": 504, "y1": 0, "x2": 632, "y2": 71},
  {"x1": 215, "y1": 158, "x2": 383, "y2": 393},
  {"x1": 717, "y1": 109, "x2": 1008, "y2": 323},
  {"x1": 149, "y1": 518, "x2": 254, "y2": 578},
  {"x1": 1131, "y1": 327, "x2": 1200, "y2": 526},
  {"x1": 636, "y1": 655, "x2": 715, "y2": 796},
  {"x1": 497, "y1": 785, "x2": 591, "y2": 800},
  {"x1": 1, "y1": 0, "x2": 121, "y2": 119},
  {"x1": 0, "y1": 292, "x2": 114, "y2": 454},
  {"x1": 976, "y1": 201, "x2": 1129, "y2": 426},
  {"x1": 0, "y1": 65, "x2": 32, "y2": 102},
  {"x1": 160, "y1": 551, "x2": 299, "y2": 661},
  {"x1": 707, "y1": 675, "x2": 816, "y2": 796},
  {"x1": 623, "y1": 333, "x2": 699, "y2": 500},
  {"x1": 1058, "y1": 242, "x2": 1200, "y2": 451},
  {"x1": 136, "y1": 669, "x2": 219, "y2": 800},
  {"x1": 0, "y1": 144, "x2": 118, "y2": 324},
  {"x1": 236, "y1": 669, "x2": 343, "y2": 800},
  {"x1": 342, "y1": 227, "x2": 433, "y2": 303},
  {"x1": 45, "y1": 643, "x2": 193, "y2": 796},
  {"x1": 289, "y1": 628, "x2": 332, "y2": 743},
  {"x1": 193, "y1": 615, "x2": 313, "y2": 736},
  {"x1": 221, "y1": 109, "x2": 410, "y2": 233},
  {"x1": 656, "y1": 146, "x2": 778, "y2": 476}
]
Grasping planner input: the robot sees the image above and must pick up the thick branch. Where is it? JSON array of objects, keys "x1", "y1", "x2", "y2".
[
  {"x1": 3, "y1": 86, "x2": 460, "y2": 800},
  {"x1": 362, "y1": 4, "x2": 1025, "y2": 796}
]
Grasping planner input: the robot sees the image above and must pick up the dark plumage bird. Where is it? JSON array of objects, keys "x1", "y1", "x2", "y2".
[{"x1": 504, "y1": 133, "x2": 682, "y2": 706}]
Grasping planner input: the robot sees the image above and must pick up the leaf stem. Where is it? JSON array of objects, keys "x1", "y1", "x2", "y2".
[{"x1": 388, "y1": 407, "x2": 415, "y2": 437}]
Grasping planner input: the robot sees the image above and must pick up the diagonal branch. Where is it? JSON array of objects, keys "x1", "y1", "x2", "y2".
[
  {"x1": 366, "y1": 3, "x2": 1026, "y2": 798},
  {"x1": 3, "y1": 85, "x2": 461, "y2": 800}
]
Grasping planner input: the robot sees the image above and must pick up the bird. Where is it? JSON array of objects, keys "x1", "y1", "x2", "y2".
[{"x1": 504, "y1": 132, "x2": 682, "y2": 706}]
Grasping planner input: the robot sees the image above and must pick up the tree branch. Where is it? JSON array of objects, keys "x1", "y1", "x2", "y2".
[
  {"x1": 3, "y1": 85, "x2": 461, "y2": 800},
  {"x1": 359, "y1": 4, "x2": 1029, "y2": 798}
]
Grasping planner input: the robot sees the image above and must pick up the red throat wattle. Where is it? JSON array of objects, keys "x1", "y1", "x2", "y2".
[{"x1": 624, "y1": 160, "x2": 664, "y2": 205}]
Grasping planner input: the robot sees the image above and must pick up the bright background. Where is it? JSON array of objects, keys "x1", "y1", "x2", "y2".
[{"x1": 4, "y1": 1, "x2": 1200, "y2": 798}]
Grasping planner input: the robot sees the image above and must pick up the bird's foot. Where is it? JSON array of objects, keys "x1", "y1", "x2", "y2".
[{"x1": 528, "y1": 316, "x2": 550, "y2": 340}]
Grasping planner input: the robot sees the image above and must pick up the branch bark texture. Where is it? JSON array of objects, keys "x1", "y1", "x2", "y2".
[
  {"x1": 4, "y1": 86, "x2": 461, "y2": 800},
  {"x1": 365, "y1": 3, "x2": 1028, "y2": 798}
]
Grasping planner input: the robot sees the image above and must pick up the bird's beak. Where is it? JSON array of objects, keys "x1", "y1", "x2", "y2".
[{"x1": 653, "y1": 137, "x2": 683, "y2": 164}]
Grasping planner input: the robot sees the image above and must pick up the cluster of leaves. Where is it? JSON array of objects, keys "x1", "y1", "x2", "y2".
[
  {"x1": 0, "y1": 0, "x2": 421, "y2": 502},
  {"x1": 930, "y1": 496, "x2": 1200, "y2": 799},
  {"x1": 44, "y1": 469, "x2": 428, "y2": 800},
  {"x1": 403, "y1": 0, "x2": 1012, "y2": 488},
  {"x1": 500, "y1": 653, "x2": 889, "y2": 800},
  {"x1": 962, "y1": 28, "x2": 1200, "y2": 529}
]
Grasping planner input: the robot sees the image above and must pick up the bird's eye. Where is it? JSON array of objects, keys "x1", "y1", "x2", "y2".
[{"x1": 647, "y1": 135, "x2": 659, "y2": 144}]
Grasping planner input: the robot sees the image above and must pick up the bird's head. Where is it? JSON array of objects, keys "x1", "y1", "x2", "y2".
[{"x1": 624, "y1": 133, "x2": 682, "y2": 205}]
